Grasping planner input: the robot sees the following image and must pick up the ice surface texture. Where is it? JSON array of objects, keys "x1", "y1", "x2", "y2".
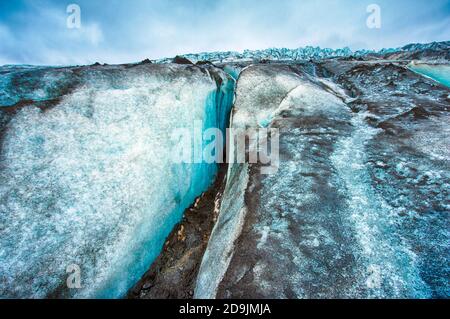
[
  {"x1": 0, "y1": 63, "x2": 234, "y2": 298},
  {"x1": 196, "y1": 62, "x2": 449, "y2": 298}
]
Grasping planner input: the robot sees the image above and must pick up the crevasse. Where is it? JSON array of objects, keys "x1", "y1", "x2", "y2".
[{"x1": 0, "y1": 64, "x2": 235, "y2": 298}]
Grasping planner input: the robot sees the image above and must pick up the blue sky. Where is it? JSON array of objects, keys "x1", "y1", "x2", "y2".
[{"x1": 0, "y1": 0, "x2": 449, "y2": 65}]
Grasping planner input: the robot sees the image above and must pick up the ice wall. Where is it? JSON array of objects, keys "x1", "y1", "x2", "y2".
[
  {"x1": 408, "y1": 63, "x2": 450, "y2": 88},
  {"x1": 0, "y1": 63, "x2": 234, "y2": 298}
]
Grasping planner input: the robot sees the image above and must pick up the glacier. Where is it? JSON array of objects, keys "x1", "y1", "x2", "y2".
[
  {"x1": 1, "y1": 41, "x2": 449, "y2": 299},
  {"x1": 0, "y1": 62, "x2": 234, "y2": 298},
  {"x1": 195, "y1": 60, "x2": 449, "y2": 298},
  {"x1": 157, "y1": 41, "x2": 450, "y2": 64}
]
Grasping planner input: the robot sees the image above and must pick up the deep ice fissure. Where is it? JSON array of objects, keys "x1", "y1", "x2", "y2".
[{"x1": 0, "y1": 64, "x2": 235, "y2": 298}]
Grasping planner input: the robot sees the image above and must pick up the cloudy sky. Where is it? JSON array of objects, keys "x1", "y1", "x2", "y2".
[{"x1": 0, "y1": 0, "x2": 449, "y2": 65}]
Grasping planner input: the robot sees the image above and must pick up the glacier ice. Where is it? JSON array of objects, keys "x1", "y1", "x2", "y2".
[
  {"x1": 330, "y1": 113, "x2": 431, "y2": 298},
  {"x1": 196, "y1": 61, "x2": 449, "y2": 298},
  {"x1": 408, "y1": 63, "x2": 450, "y2": 88},
  {"x1": 156, "y1": 41, "x2": 450, "y2": 64},
  {"x1": 0, "y1": 63, "x2": 234, "y2": 298},
  {"x1": 1, "y1": 42, "x2": 449, "y2": 299}
]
